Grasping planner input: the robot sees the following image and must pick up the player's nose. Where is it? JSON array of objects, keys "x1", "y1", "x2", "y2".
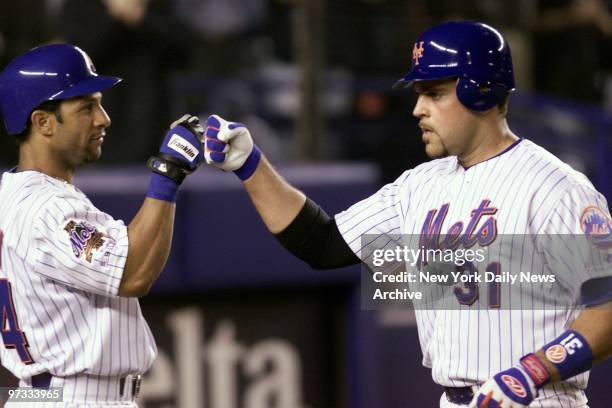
[
  {"x1": 412, "y1": 95, "x2": 428, "y2": 118},
  {"x1": 94, "y1": 104, "x2": 111, "y2": 128}
]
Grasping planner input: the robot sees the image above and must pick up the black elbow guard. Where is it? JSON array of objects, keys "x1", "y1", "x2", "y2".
[{"x1": 275, "y1": 198, "x2": 360, "y2": 269}]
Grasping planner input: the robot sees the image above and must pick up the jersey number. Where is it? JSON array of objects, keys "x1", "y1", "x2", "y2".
[
  {"x1": 0, "y1": 279, "x2": 34, "y2": 364},
  {"x1": 453, "y1": 261, "x2": 501, "y2": 308},
  {"x1": 0, "y1": 229, "x2": 33, "y2": 363}
]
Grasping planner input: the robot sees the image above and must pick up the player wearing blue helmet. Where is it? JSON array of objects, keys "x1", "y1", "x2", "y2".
[
  {"x1": 0, "y1": 44, "x2": 208, "y2": 405},
  {"x1": 0, "y1": 43, "x2": 121, "y2": 136},
  {"x1": 393, "y1": 21, "x2": 515, "y2": 112},
  {"x1": 203, "y1": 20, "x2": 612, "y2": 407}
]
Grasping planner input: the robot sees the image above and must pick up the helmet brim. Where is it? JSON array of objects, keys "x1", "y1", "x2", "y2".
[
  {"x1": 392, "y1": 73, "x2": 458, "y2": 90},
  {"x1": 392, "y1": 78, "x2": 411, "y2": 90},
  {"x1": 48, "y1": 75, "x2": 122, "y2": 100}
]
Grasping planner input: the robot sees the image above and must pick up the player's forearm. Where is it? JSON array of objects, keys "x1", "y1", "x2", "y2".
[
  {"x1": 473, "y1": 309, "x2": 612, "y2": 407},
  {"x1": 530, "y1": 303, "x2": 612, "y2": 384},
  {"x1": 118, "y1": 114, "x2": 203, "y2": 297},
  {"x1": 120, "y1": 198, "x2": 175, "y2": 297},
  {"x1": 569, "y1": 303, "x2": 612, "y2": 363},
  {"x1": 243, "y1": 156, "x2": 306, "y2": 234}
]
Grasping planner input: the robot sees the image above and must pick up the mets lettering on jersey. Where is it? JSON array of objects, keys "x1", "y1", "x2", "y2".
[
  {"x1": 420, "y1": 199, "x2": 498, "y2": 250},
  {"x1": 335, "y1": 139, "x2": 611, "y2": 406}
]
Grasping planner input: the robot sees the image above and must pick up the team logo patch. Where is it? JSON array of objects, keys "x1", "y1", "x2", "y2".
[
  {"x1": 168, "y1": 134, "x2": 198, "y2": 162},
  {"x1": 412, "y1": 41, "x2": 425, "y2": 65},
  {"x1": 580, "y1": 206, "x2": 612, "y2": 249},
  {"x1": 501, "y1": 374, "x2": 527, "y2": 398},
  {"x1": 64, "y1": 220, "x2": 105, "y2": 263},
  {"x1": 545, "y1": 344, "x2": 567, "y2": 364}
]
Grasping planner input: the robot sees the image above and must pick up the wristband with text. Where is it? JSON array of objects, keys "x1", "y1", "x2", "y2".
[{"x1": 542, "y1": 330, "x2": 593, "y2": 380}]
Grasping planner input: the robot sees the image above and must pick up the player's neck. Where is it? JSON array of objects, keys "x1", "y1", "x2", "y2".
[
  {"x1": 457, "y1": 121, "x2": 518, "y2": 168},
  {"x1": 17, "y1": 144, "x2": 75, "y2": 184}
]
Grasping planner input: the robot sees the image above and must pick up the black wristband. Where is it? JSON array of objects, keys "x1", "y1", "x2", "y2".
[{"x1": 146, "y1": 155, "x2": 187, "y2": 184}]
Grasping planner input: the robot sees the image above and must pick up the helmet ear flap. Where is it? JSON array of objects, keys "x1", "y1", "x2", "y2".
[{"x1": 456, "y1": 76, "x2": 509, "y2": 111}]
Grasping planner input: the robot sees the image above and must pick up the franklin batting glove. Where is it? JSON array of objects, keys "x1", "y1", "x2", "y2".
[
  {"x1": 146, "y1": 114, "x2": 205, "y2": 202},
  {"x1": 158, "y1": 114, "x2": 206, "y2": 172}
]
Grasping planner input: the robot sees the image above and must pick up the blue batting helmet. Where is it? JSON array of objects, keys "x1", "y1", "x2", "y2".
[
  {"x1": 0, "y1": 43, "x2": 121, "y2": 135},
  {"x1": 394, "y1": 21, "x2": 515, "y2": 111}
]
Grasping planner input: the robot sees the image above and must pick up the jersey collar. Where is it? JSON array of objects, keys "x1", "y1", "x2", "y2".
[{"x1": 461, "y1": 138, "x2": 523, "y2": 170}]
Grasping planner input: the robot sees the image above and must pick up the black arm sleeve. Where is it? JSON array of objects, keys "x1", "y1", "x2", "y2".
[{"x1": 274, "y1": 198, "x2": 361, "y2": 270}]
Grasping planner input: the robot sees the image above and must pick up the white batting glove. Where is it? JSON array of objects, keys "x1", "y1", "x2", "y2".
[
  {"x1": 204, "y1": 114, "x2": 261, "y2": 180},
  {"x1": 469, "y1": 365, "x2": 538, "y2": 407}
]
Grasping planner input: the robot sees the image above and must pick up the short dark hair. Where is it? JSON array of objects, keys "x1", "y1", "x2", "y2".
[
  {"x1": 14, "y1": 99, "x2": 64, "y2": 144},
  {"x1": 497, "y1": 94, "x2": 510, "y2": 117}
]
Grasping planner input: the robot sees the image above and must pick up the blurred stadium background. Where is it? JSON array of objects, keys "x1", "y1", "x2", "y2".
[{"x1": 0, "y1": 0, "x2": 610, "y2": 407}]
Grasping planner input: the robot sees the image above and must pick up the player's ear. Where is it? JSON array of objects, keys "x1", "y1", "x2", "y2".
[{"x1": 30, "y1": 110, "x2": 56, "y2": 137}]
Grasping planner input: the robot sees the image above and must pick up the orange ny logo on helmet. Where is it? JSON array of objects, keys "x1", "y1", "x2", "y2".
[{"x1": 412, "y1": 41, "x2": 425, "y2": 65}]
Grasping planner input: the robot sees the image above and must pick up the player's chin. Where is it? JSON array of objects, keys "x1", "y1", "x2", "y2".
[
  {"x1": 424, "y1": 144, "x2": 447, "y2": 159},
  {"x1": 83, "y1": 147, "x2": 103, "y2": 163}
]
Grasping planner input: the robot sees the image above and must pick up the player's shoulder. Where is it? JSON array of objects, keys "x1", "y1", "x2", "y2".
[
  {"x1": 381, "y1": 157, "x2": 454, "y2": 196},
  {"x1": 395, "y1": 156, "x2": 456, "y2": 184},
  {"x1": 518, "y1": 139, "x2": 596, "y2": 192},
  {"x1": 413, "y1": 156, "x2": 457, "y2": 175},
  {"x1": 0, "y1": 171, "x2": 87, "y2": 217},
  {"x1": 2, "y1": 170, "x2": 73, "y2": 198}
]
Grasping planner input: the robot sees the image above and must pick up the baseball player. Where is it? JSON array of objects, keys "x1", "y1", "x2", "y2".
[
  {"x1": 0, "y1": 44, "x2": 206, "y2": 405},
  {"x1": 203, "y1": 21, "x2": 612, "y2": 407}
]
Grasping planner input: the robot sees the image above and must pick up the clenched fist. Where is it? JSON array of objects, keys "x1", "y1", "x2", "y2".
[{"x1": 204, "y1": 114, "x2": 261, "y2": 180}]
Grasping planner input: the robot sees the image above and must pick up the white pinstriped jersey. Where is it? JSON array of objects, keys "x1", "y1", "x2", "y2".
[
  {"x1": 0, "y1": 171, "x2": 156, "y2": 384},
  {"x1": 336, "y1": 139, "x2": 610, "y2": 407}
]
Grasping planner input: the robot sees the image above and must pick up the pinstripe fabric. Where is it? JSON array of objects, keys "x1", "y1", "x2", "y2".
[
  {"x1": 0, "y1": 171, "x2": 156, "y2": 405},
  {"x1": 336, "y1": 139, "x2": 608, "y2": 407}
]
